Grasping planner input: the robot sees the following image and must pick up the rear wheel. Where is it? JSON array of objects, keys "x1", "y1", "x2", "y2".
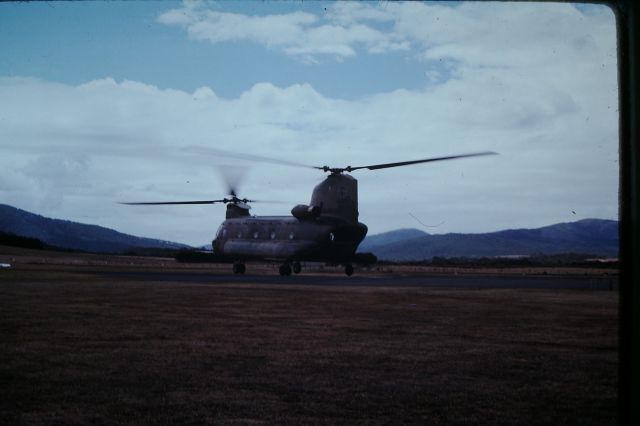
[
  {"x1": 293, "y1": 261, "x2": 302, "y2": 274},
  {"x1": 233, "y1": 262, "x2": 246, "y2": 274}
]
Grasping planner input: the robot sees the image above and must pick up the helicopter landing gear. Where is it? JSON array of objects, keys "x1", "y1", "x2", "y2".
[
  {"x1": 292, "y1": 261, "x2": 302, "y2": 274},
  {"x1": 344, "y1": 263, "x2": 354, "y2": 276},
  {"x1": 233, "y1": 262, "x2": 246, "y2": 274},
  {"x1": 279, "y1": 263, "x2": 292, "y2": 276}
]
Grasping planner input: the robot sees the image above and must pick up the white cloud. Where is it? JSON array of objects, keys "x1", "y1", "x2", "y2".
[
  {"x1": 186, "y1": 10, "x2": 316, "y2": 46},
  {"x1": 157, "y1": 1, "x2": 409, "y2": 60},
  {"x1": 325, "y1": 2, "x2": 396, "y2": 25}
]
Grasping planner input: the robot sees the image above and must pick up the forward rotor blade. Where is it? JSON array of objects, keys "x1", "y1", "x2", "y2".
[
  {"x1": 119, "y1": 198, "x2": 289, "y2": 205},
  {"x1": 250, "y1": 199, "x2": 292, "y2": 204},
  {"x1": 184, "y1": 146, "x2": 321, "y2": 170},
  {"x1": 217, "y1": 165, "x2": 247, "y2": 197},
  {"x1": 347, "y1": 151, "x2": 498, "y2": 172},
  {"x1": 119, "y1": 200, "x2": 227, "y2": 205}
]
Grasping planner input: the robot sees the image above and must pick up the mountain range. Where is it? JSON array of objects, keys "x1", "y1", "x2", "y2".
[
  {"x1": 358, "y1": 219, "x2": 618, "y2": 260},
  {"x1": 0, "y1": 204, "x2": 618, "y2": 259},
  {"x1": 0, "y1": 204, "x2": 188, "y2": 253}
]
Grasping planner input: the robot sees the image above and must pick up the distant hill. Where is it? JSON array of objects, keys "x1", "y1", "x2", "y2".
[
  {"x1": 359, "y1": 228, "x2": 428, "y2": 248},
  {"x1": 358, "y1": 219, "x2": 618, "y2": 261},
  {"x1": 0, "y1": 204, "x2": 189, "y2": 253}
]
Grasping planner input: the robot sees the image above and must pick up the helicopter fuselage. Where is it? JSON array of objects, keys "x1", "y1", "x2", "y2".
[
  {"x1": 212, "y1": 173, "x2": 368, "y2": 270},
  {"x1": 212, "y1": 215, "x2": 368, "y2": 263}
]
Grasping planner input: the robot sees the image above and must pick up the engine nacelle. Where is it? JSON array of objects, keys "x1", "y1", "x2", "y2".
[
  {"x1": 291, "y1": 204, "x2": 321, "y2": 221},
  {"x1": 225, "y1": 202, "x2": 251, "y2": 219}
]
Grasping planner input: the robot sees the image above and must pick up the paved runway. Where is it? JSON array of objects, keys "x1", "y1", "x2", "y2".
[{"x1": 96, "y1": 269, "x2": 618, "y2": 290}]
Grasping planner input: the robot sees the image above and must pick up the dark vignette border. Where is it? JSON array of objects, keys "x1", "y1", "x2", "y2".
[{"x1": 611, "y1": 0, "x2": 639, "y2": 424}]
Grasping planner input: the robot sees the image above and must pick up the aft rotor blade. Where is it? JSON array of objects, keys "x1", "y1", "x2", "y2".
[
  {"x1": 347, "y1": 151, "x2": 498, "y2": 172},
  {"x1": 119, "y1": 200, "x2": 227, "y2": 205},
  {"x1": 184, "y1": 146, "x2": 322, "y2": 170}
]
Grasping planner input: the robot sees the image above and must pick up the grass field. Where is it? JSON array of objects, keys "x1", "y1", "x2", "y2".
[{"x1": 0, "y1": 252, "x2": 618, "y2": 425}]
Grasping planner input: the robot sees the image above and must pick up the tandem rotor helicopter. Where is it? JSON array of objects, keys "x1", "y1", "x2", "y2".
[{"x1": 122, "y1": 149, "x2": 496, "y2": 276}]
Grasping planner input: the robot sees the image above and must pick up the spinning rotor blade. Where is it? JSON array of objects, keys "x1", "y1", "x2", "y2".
[
  {"x1": 120, "y1": 200, "x2": 228, "y2": 205},
  {"x1": 120, "y1": 198, "x2": 287, "y2": 206},
  {"x1": 247, "y1": 199, "x2": 292, "y2": 204},
  {"x1": 345, "y1": 151, "x2": 498, "y2": 172},
  {"x1": 216, "y1": 164, "x2": 251, "y2": 198},
  {"x1": 185, "y1": 146, "x2": 497, "y2": 174},
  {"x1": 185, "y1": 146, "x2": 321, "y2": 170}
]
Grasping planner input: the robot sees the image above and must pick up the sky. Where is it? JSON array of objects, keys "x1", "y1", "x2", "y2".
[{"x1": 0, "y1": 1, "x2": 619, "y2": 246}]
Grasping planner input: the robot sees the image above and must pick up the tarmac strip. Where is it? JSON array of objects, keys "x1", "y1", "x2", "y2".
[{"x1": 94, "y1": 270, "x2": 618, "y2": 290}]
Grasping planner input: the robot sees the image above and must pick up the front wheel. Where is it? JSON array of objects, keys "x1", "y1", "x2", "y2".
[
  {"x1": 279, "y1": 263, "x2": 292, "y2": 276},
  {"x1": 344, "y1": 263, "x2": 354, "y2": 276}
]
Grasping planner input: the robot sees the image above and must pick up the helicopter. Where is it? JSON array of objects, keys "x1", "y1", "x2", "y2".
[{"x1": 122, "y1": 149, "x2": 496, "y2": 276}]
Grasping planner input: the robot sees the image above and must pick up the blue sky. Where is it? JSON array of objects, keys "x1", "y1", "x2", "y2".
[
  {"x1": 0, "y1": 1, "x2": 430, "y2": 99},
  {"x1": 0, "y1": 1, "x2": 619, "y2": 245}
]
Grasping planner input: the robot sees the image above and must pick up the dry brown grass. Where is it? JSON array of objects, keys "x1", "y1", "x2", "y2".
[{"x1": 0, "y1": 255, "x2": 617, "y2": 425}]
